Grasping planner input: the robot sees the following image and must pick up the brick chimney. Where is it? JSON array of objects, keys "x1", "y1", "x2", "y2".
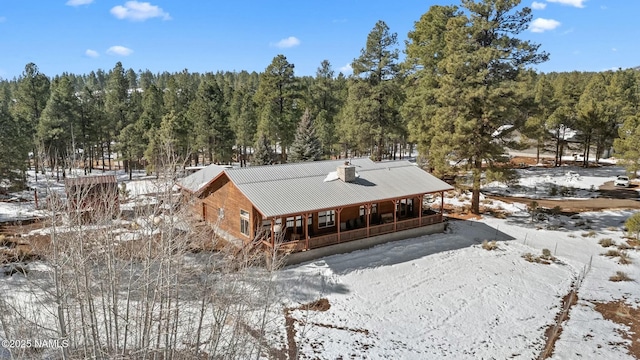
[{"x1": 337, "y1": 161, "x2": 356, "y2": 182}]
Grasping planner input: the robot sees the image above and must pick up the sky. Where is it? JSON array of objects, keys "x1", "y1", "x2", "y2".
[{"x1": 1, "y1": 0, "x2": 639, "y2": 80}]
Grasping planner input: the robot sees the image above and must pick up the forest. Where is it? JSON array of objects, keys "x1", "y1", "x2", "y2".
[{"x1": 1, "y1": 1, "x2": 639, "y2": 215}]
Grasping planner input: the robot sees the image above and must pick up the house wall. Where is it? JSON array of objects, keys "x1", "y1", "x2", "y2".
[{"x1": 201, "y1": 176, "x2": 256, "y2": 240}]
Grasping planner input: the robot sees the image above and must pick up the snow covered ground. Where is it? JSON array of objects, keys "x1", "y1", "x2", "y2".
[
  {"x1": 278, "y1": 207, "x2": 639, "y2": 359},
  {"x1": 2, "y1": 162, "x2": 639, "y2": 359}
]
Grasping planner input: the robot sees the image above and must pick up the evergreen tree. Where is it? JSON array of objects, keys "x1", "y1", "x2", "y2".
[
  {"x1": 229, "y1": 84, "x2": 257, "y2": 167},
  {"x1": 254, "y1": 55, "x2": 299, "y2": 160},
  {"x1": 576, "y1": 73, "x2": 609, "y2": 167},
  {"x1": 404, "y1": 0, "x2": 548, "y2": 214},
  {"x1": 521, "y1": 74, "x2": 556, "y2": 164},
  {"x1": 0, "y1": 84, "x2": 26, "y2": 188},
  {"x1": 104, "y1": 62, "x2": 129, "y2": 169},
  {"x1": 310, "y1": 60, "x2": 342, "y2": 158},
  {"x1": 12, "y1": 63, "x2": 50, "y2": 176},
  {"x1": 37, "y1": 75, "x2": 79, "y2": 180},
  {"x1": 289, "y1": 109, "x2": 322, "y2": 162},
  {"x1": 187, "y1": 76, "x2": 234, "y2": 164},
  {"x1": 252, "y1": 133, "x2": 274, "y2": 166},
  {"x1": 341, "y1": 20, "x2": 402, "y2": 160}
]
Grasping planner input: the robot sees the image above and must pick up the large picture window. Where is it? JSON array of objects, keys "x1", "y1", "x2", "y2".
[
  {"x1": 240, "y1": 210, "x2": 250, "y2": 236},
  {"x1": 318, "y1": 210, "x2": 335, "y2": 228}
]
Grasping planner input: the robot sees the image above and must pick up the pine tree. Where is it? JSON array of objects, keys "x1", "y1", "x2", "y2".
[
  {"x1": 289, "y1": 109, "x2": 322, "y2": 162},
  {"x1": 0, "y1": 84, "x2": 26, "y2": 188},
  {"x1": 254, "y1": 55, "x2": 299, "y2": 160},
  {"x1": 404, "y1": 0, "x2": 548, "y2": 214},
  {"x1": 341, "y1": 21, "x2": 402, "y2": 160},
  {"x1": 252, "y1": 133, "x2": 274, "y2": 166},
  {"x1": 37, "y1": 75, "x2": 80, "y2": 180}
]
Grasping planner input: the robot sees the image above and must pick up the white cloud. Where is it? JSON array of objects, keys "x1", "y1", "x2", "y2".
[
  {"x1": 110, "y1": 1, "x2": 171, "y2": 21},
  {"x1": 106, "y1": 45, "x2": 133, "y2": 56},
  {"x1": 529, "y1": 18, "x2": 561, "y2": 33},
  {"x1": 531, "y1": 2, "x2": 547, "y2": 10},
  {"x1": 271, "y1": 36, "x2": 300, "y2": 49},
  {"x1": 547, "y1": 0, "x2": 586, "y2": 8},
  {"x1": 339, "y1": 63, "x2": 353, "y2": 74},
  {"x1": 66, "y1": 0, "x2": 94, "y2": 6},
  {"x1": 612, "y1": 48, "x2": 617, "y2": 52},
  {"x1": 85, "y1": 49, "x2": 99, "y2": 58}
]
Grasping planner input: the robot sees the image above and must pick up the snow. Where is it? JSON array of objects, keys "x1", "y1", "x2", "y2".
[
  {"x1": 277, "y1": 208, "x2": 639, "y2": 359},
  {"x1": 2, "y1": 161, "x2": 640, "y2": 359}
]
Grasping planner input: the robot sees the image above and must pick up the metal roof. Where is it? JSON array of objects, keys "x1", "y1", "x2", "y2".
[
  {"x1": 177, "y1": 164, "x2": 226, "y2": 193},
  {"x1": 224, "y1": 158, "x2": 453, "y2": 218}
]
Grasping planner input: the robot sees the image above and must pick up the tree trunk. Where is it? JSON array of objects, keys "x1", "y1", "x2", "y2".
[{"x1": 471, "y1": 159, "x2": 482, "y2": 215}]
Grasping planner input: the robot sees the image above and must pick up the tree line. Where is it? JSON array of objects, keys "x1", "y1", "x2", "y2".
[{"x1": 1, "y1": 0, "x2": 640, "y2": 214}]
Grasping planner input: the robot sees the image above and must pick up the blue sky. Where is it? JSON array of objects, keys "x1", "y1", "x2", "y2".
[{"x1": 1, "y1": 0, "x2": 638, "y2": 80}]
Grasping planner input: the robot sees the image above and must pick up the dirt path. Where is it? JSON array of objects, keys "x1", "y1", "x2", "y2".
[{"x1": 485, "y1": 195, "x2": 640, "y2": 212}]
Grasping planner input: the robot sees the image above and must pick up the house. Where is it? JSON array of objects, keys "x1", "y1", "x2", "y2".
[
  {"x1": 64, "y1": 175, "x2": 119, "y2": 223},
  {"x1": 178, "y1": 158, "x2": 453, "y2": 261}
]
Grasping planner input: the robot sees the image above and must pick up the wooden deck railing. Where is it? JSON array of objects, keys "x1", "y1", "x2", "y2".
[{"x1": 279, "y1": 214, "x2": 443, "y2": 252}]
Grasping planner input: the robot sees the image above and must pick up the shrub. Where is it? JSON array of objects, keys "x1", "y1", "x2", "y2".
[
  {"x1": 624, "y1": 212, "x2": 640, "y2": 240},
  {"x1": 548, "y1": 185, "x2": 558, "y2": 196},
  {"x1": 522, "y1": 253, "x2": 536, "y2": 263},
  {"x1": 604, "y1": 249, "x2": 621, "y2": 257},
  {"x1": 541, "y1": 248, "x2": 553, "y2": 259},
  {"x1": 581, "y1": 230, "x2": 597, "y2": 238},
  {"x1": 609, "y1": 271, "x2": 633, "y2": 282},
  {"x1": 617, "y1": 242, "x2": 632, "y2": 250},
  {"x1": 481, "y1": 240, "x2": 499, "y2": 251},
  {"x1": 550, "y1": 206, "x2": 562, "y2": 216},
  {"x1": 618, "y1": 252, "x2": 633, "y2": 265},
  {"x1": 599, "y1": 238, "x2": 615, "y2": 247}
]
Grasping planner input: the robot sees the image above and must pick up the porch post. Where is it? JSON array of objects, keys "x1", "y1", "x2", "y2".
[
  {"x1": 365, "y1": 203, "x2": 371, "y2": 238},
  {"x1": 393, "y1": 199, "x2": 398, "y2": 232},
  {"x1": 303, "y1": 213, "x2": 309, "y2": 250},
  {"x1": 441, "y1": 191, "x2": 445, "y2": 221},
  {"x1": 270, "y1": 218, "x2": 275, "y2": 247},
  {"x1": 337, "y1": 208, "x2": 343, "y2": 243},
  {"x1": 418, "y1": 195, "x2": 423, "y2": 226}
]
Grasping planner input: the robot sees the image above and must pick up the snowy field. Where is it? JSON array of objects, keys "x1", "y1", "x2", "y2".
[{"x1": 278, "y1": 207, "x2": 639, "y2": 359}]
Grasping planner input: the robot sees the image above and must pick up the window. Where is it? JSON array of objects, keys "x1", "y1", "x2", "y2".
[
  {"x1": 318, "y1": 210, "x2": 335, "y2": 228},
  {"x1": 359, "y1": 204, "x2": 378, "y2": 216},
  {"x1": 240, "y1": 210, "x2": 250, "y2": 236}
]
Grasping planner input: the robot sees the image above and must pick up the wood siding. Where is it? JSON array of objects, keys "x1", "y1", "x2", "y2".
[{"x1": 201, "y1": 175, "x2": 256, "y2": 240}]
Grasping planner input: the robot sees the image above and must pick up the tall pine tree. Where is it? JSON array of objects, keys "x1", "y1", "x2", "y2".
[{"x1": 289, "y1": 109, "x2": 322, "y2": 162}]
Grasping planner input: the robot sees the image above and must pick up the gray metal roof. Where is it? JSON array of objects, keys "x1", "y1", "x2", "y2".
[
  {"x1": 225, "y1": 158, "x2": 453, "y2": 218},
  {"x1": 177, "y1": 164, "x2": 226, "y2": 193}
]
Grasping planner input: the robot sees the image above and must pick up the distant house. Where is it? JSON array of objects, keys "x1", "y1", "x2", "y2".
[
  {"x1": 64, "y1": 175, "x2": 119, "y2": 223},
  {"x1": 177, "y1": 159, "x2": 453, "y2": 260}
]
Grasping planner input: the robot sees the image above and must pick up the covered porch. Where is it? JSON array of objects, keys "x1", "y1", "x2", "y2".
[{"x1": 259, "y1": 191, "x2": 447, "y2": 253}]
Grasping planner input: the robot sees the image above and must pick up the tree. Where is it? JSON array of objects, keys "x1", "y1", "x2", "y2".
[
  {"x1": 289, "y1": 109, "x2": 322, "y2": 162},
  {"x1": 12, "y1": 63, "x2": 50, "y2": 177},
  {"x1": 104, "y1": 62, "x2": 130, "y2": 170},
  {"x1": 0, "y1": 84, "x2": 26, "y2": 188},
  {"x1": 575, "y1": 73, "x2": 609, "y2": 167},
  {"x1": 341, "y1": 20, "x2": 402, "y2": 160},
  {"x1": 37, "y1": 75, "x2": 79, "y2": 180},
  {"x1": 229, "y1": 83, "x2": 258, "y2": 167},
  {"x1": 252, "y1": 133, "x2": 275, "y2": 166},
  {"x1": 625, "y1": 212, "x2": 640, "y2": 240},
  {"x1": 405, "y1": 0, "x2": 548, "y2": 214},
  {"x1": 254, "y1": 55, "x2": 299, "y2": 160},
  {"x1": 187, "y1": 76, "x2": 234, "y2": 164},
  {"x1": 309, "y1": 60, "x2": 342, "y2": 157},
  {"x1": 522, "y1": 74, "x2": 556, "y2": 164}
]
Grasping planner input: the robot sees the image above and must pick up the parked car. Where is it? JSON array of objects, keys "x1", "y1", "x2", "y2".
[{"x1": 614, "y1": 175, "x2": 630, "y2": 187}]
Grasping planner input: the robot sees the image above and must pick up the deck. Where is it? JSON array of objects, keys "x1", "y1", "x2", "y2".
[{"x1": 278, "y1": 213, "x2": 443, "y2": 253}]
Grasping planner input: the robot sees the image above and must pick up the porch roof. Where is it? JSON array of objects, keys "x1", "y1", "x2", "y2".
[{"x1": 225, "y1": 158, "x2": 453, "y2": 218}]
